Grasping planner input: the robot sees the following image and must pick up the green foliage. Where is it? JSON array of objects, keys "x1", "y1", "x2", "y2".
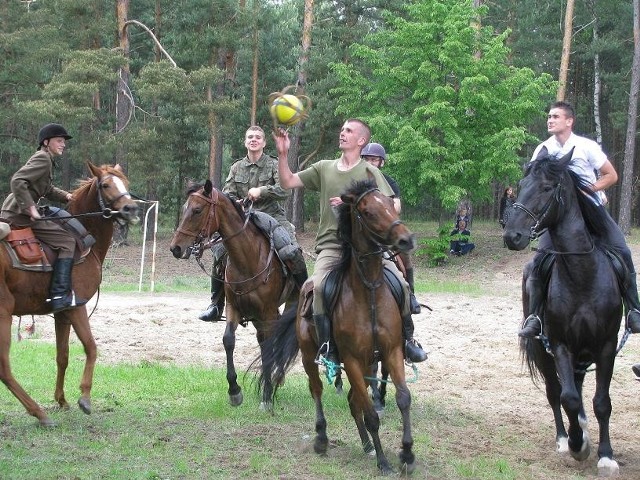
[
  {"x1": 332, "y1": 0, "x2": 556, "y2": 210},
  {"x1": 416, "y1": 225, "x2": 452, "y2": 266}
]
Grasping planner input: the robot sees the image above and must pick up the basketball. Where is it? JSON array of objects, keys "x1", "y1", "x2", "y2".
[{"x1": 270, "y1": 94, "x2": 305, "y2": 126}]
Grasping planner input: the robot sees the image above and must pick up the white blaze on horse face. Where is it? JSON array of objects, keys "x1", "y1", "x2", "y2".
[
  {"x1": 373, "y1": 195, "x2": 395, "y2": 216},
  {"x1": 111, "y1": 176, "x2": 131, "y2": 199}
]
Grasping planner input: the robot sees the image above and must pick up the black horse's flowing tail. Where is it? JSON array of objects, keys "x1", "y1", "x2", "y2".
[
  {"x1": 520, "y1": 336, "x2": 547, "y2": 385},
  {"x1": 256, "y1": 302, "x2": 300, "y2": 402}
]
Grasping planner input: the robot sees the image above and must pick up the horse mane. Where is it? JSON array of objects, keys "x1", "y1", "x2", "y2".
[
  {"x1": 335, "y1": 178, "x2": 379, "y2": 270},
  {"x1": 529, "y1": 154, "x2": 610, "y2": 237},
  {"x1": 73, "y1": 164, "x2": 127, "y2": 196}
]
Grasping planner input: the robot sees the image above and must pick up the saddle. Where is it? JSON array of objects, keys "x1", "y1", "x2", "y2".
[{"x1": 0, "y1": 208, "x2": 96, "y2": 272}]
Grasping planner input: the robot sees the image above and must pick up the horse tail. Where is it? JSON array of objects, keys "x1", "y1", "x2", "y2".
[
  {"x1": 519, "y1": 336, "x2": 546, "y2": 385},
  {"x1": 256, "y1": 302, "x2": 300, "y2": 402}
]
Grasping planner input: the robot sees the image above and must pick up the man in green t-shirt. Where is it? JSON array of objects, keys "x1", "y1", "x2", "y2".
[{"x1": 273, "y1": 119, "x2": 427, "y2": 365}]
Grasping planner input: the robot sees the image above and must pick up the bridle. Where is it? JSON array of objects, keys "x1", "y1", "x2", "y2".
[
  {"x1": 512, "y1": 180, "x2": 564, "y2": 241},
  {"x1": 512, "y1": 174, "x2": 595, "y2": 255},
  {"x1": 352, "y1": 188, "x2": 405, "y2": 254},
  {"x1": 178, "y1": 187, "x2": 274, "y2": 295}
]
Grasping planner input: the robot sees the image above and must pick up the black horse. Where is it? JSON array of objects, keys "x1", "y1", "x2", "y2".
[{"x1": 503, "y1": 149, "x2": 622, "y2": 477}]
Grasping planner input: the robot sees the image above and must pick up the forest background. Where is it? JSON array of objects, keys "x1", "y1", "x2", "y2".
[{"x1": 1, "y1": 0, "x2": 639, "y2": 233}]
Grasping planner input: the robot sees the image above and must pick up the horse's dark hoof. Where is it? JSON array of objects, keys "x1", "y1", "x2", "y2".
[
  {"x1": 313, "y1": 437, "x2": 328, "y2": 455},
  {"x1": 38, "y1": 417, "x2": 56, "y2": 428},
  {"x1": 229, "y1": 391, "x2": 243, "y2": 407},
  {"x1": 259, "y1": 401, "x2": 273, "y2": 413},
  {"x1": 378, "y1": 461, "x2": 395, "y2": 476},
  {"x1": 78, "y1": 398, "x2": 92, "y2": 415}
]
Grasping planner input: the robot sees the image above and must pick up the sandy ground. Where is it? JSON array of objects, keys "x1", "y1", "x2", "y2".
[{"x1": 11, "y1": 241, "x2": 640, "y2": 479}]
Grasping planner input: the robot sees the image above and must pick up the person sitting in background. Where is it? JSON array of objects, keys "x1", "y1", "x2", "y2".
[
  {"x1": 450, "y1": 218, "x2": 475, "y2": 256},
  {"x1": 499, "y1": 186, "x2": 516, "y2": 228}
]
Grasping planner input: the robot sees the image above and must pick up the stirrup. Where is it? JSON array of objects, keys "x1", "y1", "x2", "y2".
[
  {"x1": 315, "y1": 342, "x2": 340, "y2": 384},
  {"x1": 626, "y1": 309, "x2": 640, "y2": 333},
  {"x1": 518, "y1": 314, "x2": 542, "y2": 338}
]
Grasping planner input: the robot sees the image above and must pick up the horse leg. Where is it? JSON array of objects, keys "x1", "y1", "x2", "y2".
[
  {"x1": 257, "y1": 328, "x2": 273, "y2": 412},
  {"x1": 369, "y1": 362, "x2": 384, "y2": 417},
  {"x1": 535, "y1": 342, "x2": 568, "y2": 452},
  {"x1": 222, "y1": 319, "x2": 242, "y2": 406},
  {"x1": 553, "y1": 345, "x2": 590, "y2": 461},
  {"x1": 53, "y1": 317, "x2": 71, "y2": 410},
  {"x1": 344, "y1": 359, "x2": 393, "y2": 475},
  {"x1": 593, "y1": 346, "x2": 620, "y2": 476},
  {"x1": 300, "y1": 340, "x2": 328, "y2": 455},
  {"x1": 386, "y1": 352, "x2": 417, "y2": 475},
  {"x1": 347, "y1": 387, "x2": 374, "y2": 455},
  {"x1": 0, "y1": 312, "x2": 54, "y2": 426},
  {"x1": 65, "y1": 307, "x2": 97, "y2": 414}
]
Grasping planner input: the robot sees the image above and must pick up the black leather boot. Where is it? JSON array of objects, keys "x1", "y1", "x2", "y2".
[
  {"x1": 48, "y1": 258, "x2": 87, "y2": 313},
  {"x1": 406, "y1": 267, "x2": 421, "y2": 314},
  {"x1": 623, "y1": 272, "x2": 640, "y2": 333},
  {"x1": 288, "y1": 250, "x2": 309, "y2": 289},
  {"x1": 518, "y1": 273, "x2": 544, "y2": 338},
  {"x1": 314, "y1": 314, "x2": 339, "y2": 365},
  {"x1": 199, "y1": 275, "x2": 225, "y2": 322},
  {"x1": 402, "y1": 315, "x2": 427, "y2": 363}
]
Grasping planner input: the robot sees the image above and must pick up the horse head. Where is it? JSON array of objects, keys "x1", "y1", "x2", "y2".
[
  {"x1": 503, "y1": 148, "x2": 575, "y2": 251},
  {"x1": 339, "y1": 178, "x2": 416, "y2": 253},
  {"x1": 83, "y1": 162, "x2": 141, "y2": 226},
  {"x1": 170, "y1": 179, "x2": 220, "y2": 259}
]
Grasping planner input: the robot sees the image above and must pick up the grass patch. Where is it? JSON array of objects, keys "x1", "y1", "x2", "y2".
[{"x1": 0, "y1": 340, "x2": 573, "y2": 480}]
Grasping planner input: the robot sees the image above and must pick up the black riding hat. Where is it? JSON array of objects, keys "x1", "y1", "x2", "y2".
[{"x1": 38, "y1": 123, "x2": 72, "y2": 146}]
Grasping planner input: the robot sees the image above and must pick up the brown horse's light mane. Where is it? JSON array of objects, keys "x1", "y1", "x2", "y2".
[{"x1": 72, "y1": 165, "x2": 126, "y2": 196}]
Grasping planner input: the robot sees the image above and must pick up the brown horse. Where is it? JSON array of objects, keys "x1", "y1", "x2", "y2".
[
  {"x1": 259, "y1": 178, "x2": 418, "y2": 475},
  {"x1": 169, "y1": 180, "x2": 298, "y2": 408},
  {"x1": 0, "y1": 162, "x2": 141, "y2": 427}
]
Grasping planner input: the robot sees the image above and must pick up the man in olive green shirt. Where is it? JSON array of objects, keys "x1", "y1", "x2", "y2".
[
  {"x1": 198, "y1": 125, "x2": 307, "y2": 322},
  {"x1": 273, "y1": 119, "x2": 427, "y2": 364}
]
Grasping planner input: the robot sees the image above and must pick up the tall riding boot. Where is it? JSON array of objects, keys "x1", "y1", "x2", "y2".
[
  {"x1": 288, "y1": 250, "x2": 309, "y2": 290},
  {"x1": 405, "y1": 267, "x2": 421, "y2": 314},
  {"x1": 518, "y1": 274, "x2": 544, "y2": 338},
  {"x1": 623, "y1": 272, "x2": 640, "y2": 333},
  {"x1": 198, "y1": 274, "x2": 225, "y2": 322},
  {"x1": 314, "y1": 314, "x2": 339, "y2": 365},
  {"x1": 48, "y1": 258, "x2": 87, "y2": 313},
  {"x1": 402, "y1": 315, "x2": 428, "y2": 363}
]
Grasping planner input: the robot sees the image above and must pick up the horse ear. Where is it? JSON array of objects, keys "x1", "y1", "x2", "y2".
[
  {"x1": 204, "y1": 179, "x2": 213, "y2": 196},
  {"x1": 341, "y1": 192, "x2": 356, "y2": 205},
  {"x1": 113, "y1": 163, "x2": 124, "y2": 172},
  {"x1": 366, "y1": 169, "x2": 378, "y2": 187},
  {"x1": 558, "y1": 147, "x2": 575, "y2": 166},
  {"x1": 86, "y1": 161, "x2": 100, "y2": 178},
  {"x1": 534, "y1": 146, "x2": 549, "y2": 161}
]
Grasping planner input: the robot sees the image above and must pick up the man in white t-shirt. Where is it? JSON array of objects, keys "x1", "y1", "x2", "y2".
[{"x1": 519, "y1": 101, "x2": 640, "y2": 338}]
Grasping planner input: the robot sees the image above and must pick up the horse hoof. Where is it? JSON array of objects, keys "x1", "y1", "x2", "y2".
[
  {"x1": 378, "y1": 462, "x2": 395, "y2": 476},
  {"x1": 259, "y1": 401, "x2": 273, "y2": 413},
  {"x1": 39, "y1": 417, "x2": 56, "y2": 428},
  {"x1": 597, "y1": 457, "x2": 619, "y2": 477},
  {"x1": 229, "y1": 392, "x2": 243, "y2": 407},
  {"x1": 556, "y1": 436, "x2": 569, "y2": 453},
  {"x1": 400, "y1": 460, "x2": 417, "y2": 475},
  {"x1": 313, "y1": 437, "x2": 328, "y2": 455},
  {"x1": 569, "y1": 433, "x2": 590, "y2": 462},
  {"x1": 78, "y1": 398, "x2": 92, "y2": 415}
]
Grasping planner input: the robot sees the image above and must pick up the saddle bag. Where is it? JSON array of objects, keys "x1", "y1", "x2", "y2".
[{"x1": 6, "y1": 227, "x2": 45, "y2": 264}]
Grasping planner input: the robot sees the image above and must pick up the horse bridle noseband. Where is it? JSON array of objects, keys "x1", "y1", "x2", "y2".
[
  {"x1": 512, "y1": 180, "x2": 564, "y2": 241},
  {"x1": 353, "y1": 188, "x2": 405, "y2": 252}
]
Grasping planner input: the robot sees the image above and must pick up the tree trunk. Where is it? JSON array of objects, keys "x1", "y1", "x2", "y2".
[
  {"x1": 557, "y1": 0, "x2": 575, "y2": 101},
  {"x1": 115, "y1": 0, "x2": 131, "y2": 172},
  {"x1": 285, "y1": 0, "x2": 314, "y2": 231},
  {"x1": 619, "y1": 0, "x2": 640, "y2": 233},
  {"x1": 250, "y1": 0, "x2": 259, "y2": 125}
]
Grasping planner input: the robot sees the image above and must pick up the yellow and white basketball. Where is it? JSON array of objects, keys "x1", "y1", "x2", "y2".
[{"x1": 270, "y1": 94, "x2": 305, "y2": 126}]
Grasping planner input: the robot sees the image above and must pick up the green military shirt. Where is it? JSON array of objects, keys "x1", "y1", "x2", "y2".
[
  {"x1": 2, "y1": 149, "x2": 69, "y2": 215},
  {"x1": 223, "y1": 153, "x2": 290, "y2": 223}
]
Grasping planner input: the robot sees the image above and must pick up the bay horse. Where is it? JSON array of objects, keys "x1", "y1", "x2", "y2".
[
  {"x1": 169, "y1": 180, "x2": 298, "y2": 409},
  {"x1": 0, "y1": 162, "x2": 141, "y2": 427},
  {"x1": 503, "y1": 150, "x2": 623, "y2": 476},
  {"x1": 259, "y1": 178, "x2": 418, "y2": 475}
]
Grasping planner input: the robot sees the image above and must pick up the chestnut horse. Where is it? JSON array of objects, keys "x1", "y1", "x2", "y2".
[
  {"x1": 504, "y1": 150, "x2": 623, "y2": 476},
  {"x1": 0, "y1": 162, "x2": 140, "y2": 427},
  {"x1": 259, "y1": 179, "x2": 418, "y2": 475},
  {"x1": 169, "y1": 180, "x2": 297, "y2": 409}
]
